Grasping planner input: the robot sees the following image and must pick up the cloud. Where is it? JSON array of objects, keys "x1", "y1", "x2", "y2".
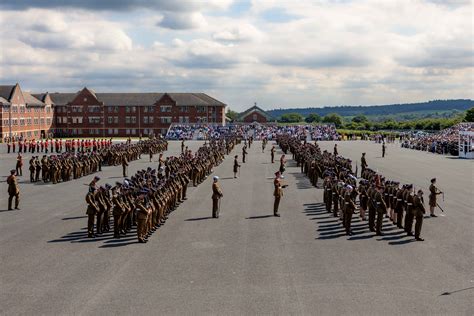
[
  {"x1": 0, "y1": 0, "x2": 233, "y2": 12},
  {"x1": 212, "y1": 23, "x2": 263, "y2": 43},
  {"x1": 157, "y1": 12, "x2": 206, "y2": 30}
]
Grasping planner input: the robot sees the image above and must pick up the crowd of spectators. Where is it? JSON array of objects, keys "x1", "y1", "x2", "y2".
[{"x1": 400, "y1": 123, "x2": 474, "y2": 156}]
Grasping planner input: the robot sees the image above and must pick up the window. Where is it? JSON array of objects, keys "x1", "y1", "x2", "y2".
[
  {"x1": 131, "y1": 129, "x2": 137, "y2": 135},
  {"x1": 108, "y1": 106, "x2": 119, "y2": 113},
  {"x1": 88, "y1": 106, "x2": 101, "y2": 113},
  {"x1": 108, "y1": 129, "x2": 113, "y2": 135},
  {"x1": 19, "y1": 119, "x2": 25, "y2": 126},
  {"x1": 12, "y1": 106, "x2": 18, "y2": 113},
  {"x1": 34, "y1": 119, "x2": 39, "y2": 125},
  {"x1": 179, "y1": 106, "x2": 188, "y2": 113},
  {"x1": 46, "y1": 118, "x2": 52, "y2": 125},
  {"x1": 197, "y1": 106, "x2": 205, "y2": 113},
  {"x1": 126, "y1": 129, "x2": 131, "y2": 135},
  {"x1": 27, "y1": 108, "x2": 32, "y2": 113},
  {"x1": 126, "y1": 106, "x2": 131, "y2": 113},
  {"x1": 160, "y1": 117, "x2": 172, "y2": 124},
  {"x1": 88, "y1": 117, "x2": 101, "y2": 124},
  {"x1": 143, "y1": 116, "x2": 148, "y2": 124},
  {"x1": 131, "y1": 116, "x2": 136, "y2": 124},
  {"x1": 253, "y1": 114, "x2": 257, "y2": 121},
  {"x1": 149, "y1": 116, "x2": 154, "y2": 124},
  {"x1": 12, "y1": 119, "x2": 18, "y2": 126},
  {"x1": 160, "y1": 105, "x2": 171, "y2": 112},
  {"x1": 19, "y1": 106, "x2": 25, "y2": 113},
  {"x1": 108, "y1": 117, "x2": 113, "y2": 124},
  {"x1": 144, "y1": 106, "x2": 154, "y2": 113},
  {"x1": 114, "y1": 116, "x2": 119, "y2": 124},
  {"x1": 27, "y1": 119, "x2": 32, "y2": 125},
  {"x1": 131, "y1": 106, "x2": 136, "y2": 113},
  {"x1": 72, "y1": 117, "x2": 83, "y2": 124},
  {"x1": 3, "y1": 119, "x2": 9, "y2": 125},
  {"x1": 179, "y1": 116, "x2": 189, "y2": 123},
  {"x1": 114, "y1": 129, "x2": 118, "y2": 135},
  {"x1": 40, "y1": 118, "x2": 45, "y2": 125},
  {"x1": 71, "y1": 106, "x2": 82, "y2": 113},
  {"x1": 125, "y1": 116, "x2": 131, "y2": 124}
]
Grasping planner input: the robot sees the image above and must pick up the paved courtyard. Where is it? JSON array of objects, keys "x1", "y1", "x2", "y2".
[{"x1": 0, "y1": 140, "x2": 472, "y2": 315}]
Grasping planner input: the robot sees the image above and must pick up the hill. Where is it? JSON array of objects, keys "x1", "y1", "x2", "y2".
[{"x1": 267, "y1": 100, "x2": 473, "y2": 121}]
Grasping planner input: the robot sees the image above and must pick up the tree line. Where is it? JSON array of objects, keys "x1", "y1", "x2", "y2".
[{"x1": 277, "y1": 107, "x2": 474, "y2": 131}]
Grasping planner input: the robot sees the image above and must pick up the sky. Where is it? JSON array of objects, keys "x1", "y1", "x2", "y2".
[{"x1": 0, "y1": 0, "x2": 472, "y2": 111}]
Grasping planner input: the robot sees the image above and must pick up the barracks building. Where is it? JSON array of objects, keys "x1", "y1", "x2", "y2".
[{"x1": 0, "y1": 83, "x2": 226, "y2": 139}]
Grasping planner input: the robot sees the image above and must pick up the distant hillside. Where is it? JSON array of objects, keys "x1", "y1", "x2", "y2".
[{"x1": 267, "y1": 100, "x2": 473, "y2": 120}]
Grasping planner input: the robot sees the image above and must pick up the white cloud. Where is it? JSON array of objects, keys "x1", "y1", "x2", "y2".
[{"x1": 0, "y1": 0, "x2": 472, "y2": 110}]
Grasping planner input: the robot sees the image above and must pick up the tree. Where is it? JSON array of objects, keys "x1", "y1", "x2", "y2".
[
  {"x1": 464, "y1": 107, "x2": 474, "y2": 122},
  {"x1": 279, "y1": 113, "x2": 303, "y2": 123},
  {"x1": 351, "y1": 114, "x2": 368, "y2": 123},
  {"x1": 305, "y1": 113, "x2": 321, "y2": 123},
  {"x1": 322, "y1": 113, "x2": 343, "y2": 128},
  {"x1": 226, "y1": 109, "x2": 239, "y2": 122}
]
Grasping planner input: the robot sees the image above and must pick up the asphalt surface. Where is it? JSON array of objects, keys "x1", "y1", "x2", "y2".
[{"x1": 0, "y1": 140, "x2": 472, "y2": 315}]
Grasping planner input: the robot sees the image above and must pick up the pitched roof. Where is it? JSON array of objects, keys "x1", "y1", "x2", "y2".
[
  {"x1": 164, "y1": 93, "x2": 226, "y2": 107},
  {"x1": 238, "y1": 105, "x2": 274, "y2": 121},
  {"x1": 23, "y1": 92, "x2": 45, "y2": 106},
  {"x1": 0, "y1": 96, "x2": 11, "y2": 105},
  {"x1": 96, "y1": 93, "x2": 164, "y2": 106},
  {"x1": 0, "y1": 85, "x2": 15, "y2": 100},
  {"x1": 29, "y1": 91, "x2": 226, "y2": 107}
]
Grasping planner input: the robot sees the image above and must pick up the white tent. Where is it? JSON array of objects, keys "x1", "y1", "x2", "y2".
[{"x1": 459, "y1": 131, "x2": 474, "y2": 159}]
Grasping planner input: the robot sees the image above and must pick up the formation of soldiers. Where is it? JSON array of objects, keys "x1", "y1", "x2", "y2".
[
  {"x1": 5, "y1": 138, "x2": 114, "y2": 154},
  {"x1": 277, "y1": 134, "x2": 427, "y2": 241},
  {"x1": 85, "y1": 137, "x2": 238, "y2": 242},
  {"x1": 27, "y1": 138, "x2": 167, "y2": 184}
]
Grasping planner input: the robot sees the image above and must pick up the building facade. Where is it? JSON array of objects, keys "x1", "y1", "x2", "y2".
[
  {"x1": 0, "y1": 84, "x2": 227, "y2": 140},
  {"x1": 0, "y1": 84, "x2": 54, "y2": 140},
  {"x1": 237, "y1": 105, "x2": 274, "y2": 123}
]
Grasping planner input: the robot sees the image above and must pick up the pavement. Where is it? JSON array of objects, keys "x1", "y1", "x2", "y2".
[{"x1": 0, "y1": 140, "x2": 472, "y2": 315}]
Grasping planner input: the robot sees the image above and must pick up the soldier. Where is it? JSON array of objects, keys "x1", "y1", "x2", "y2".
[
  {"x1": 242, "y1": 145, "x2": 248, "y2": 163},
  {"x1": 374, "y1": 185, "x2": 387, "y2": 236},
  {"x1": 34, "y1": 156, "x2": 41, "y2": 182},
  {"x1": 404, "y1": 184, "x2": 415, "y2": 236},
  {"x1": 382, "y1": 142, "x2": 386, "y2": 158},
  {"x1": 428, "y1": 178, "x2": 442, "y2": 217},
  {"x1": 361, "y1": 152, "x2": 367, "y2": 174},
  {"x1": 413, "y1": 189, "x2": 426, "y2": 241},
  {"x1": 271, "y1": 146, "x2": 275, "y2": 163},
  {"x1": 233, "y1": 155, "x2": 240, "y2": 178},
  {"x1": 273, "y1": 171, "x2": 287, "y2": 217},
  {"x1": 85, "y1": 190, "x2": 99, "y2": 238},
  {"x1": 212, "y1": 176, "x2": 223, "y2": 218},
  {"x1": 135, "y1": 190, "x2": 150, "y2": 243},
  {"x1": 7, "y1": 170, "x2": 20, "y2": 210},
  {"x1": 334, "y1": 144, "x2": 338, "y2": 156},
  {"x1": 344, "y1": 185, "x2": 357, "y2": 235},
  {"x1": 29, "y1": 157, "x2": 36, "y2": 182},
  {"x1": 279, "y1": 154, "x2": 286, "y2": 175},
  {"x1": 121, "y1": 154, "x2": 129, "y2": 177},
  {"x1": 358, "y1": 180, "x2": 368, "y2": 220},
  {"x1": 16, "y1": 153, "x2": 23, "y2": 176}
]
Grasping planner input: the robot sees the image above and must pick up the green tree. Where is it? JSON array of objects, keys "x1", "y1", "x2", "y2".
[
  {"x1": 305, "y1": 113, "x2": 321, "y2": 123},
  {"x1": 279, "y1": 113, "x2": 303, "y2": 123},
  {"x1": 226, "y1": 109, "x2": 239, "y2": 121},
  {"x1": 464, "y1": 107, "x2": 474, "y2": 122},
  {"x1": 351, "y1": 114, "x2": 368, "y2": 123},
  {"x1": 322, "y1": 113, "x2": 343, "y2": 128}
]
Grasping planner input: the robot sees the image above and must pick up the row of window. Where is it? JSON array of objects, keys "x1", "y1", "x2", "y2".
[
  {"x1": 3, "y1": 105, "x2": 51, "y2": 113},
  {"x1": 2, "y1": 118, "x2": 51, "y2": 126},
  {"x1": 54, "y1": 105, "x2": 209, "y2": 113},
  {"x1": 56, "y1": 116, "x2": 173, "y2": 125},
  {"x1": 62, "y1": 128, "x2": 168, "y2": 136}
]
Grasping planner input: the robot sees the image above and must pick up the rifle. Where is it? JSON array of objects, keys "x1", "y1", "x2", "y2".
[{"x1": 437, "y1": 203, "x2": 445, "y2": 212}]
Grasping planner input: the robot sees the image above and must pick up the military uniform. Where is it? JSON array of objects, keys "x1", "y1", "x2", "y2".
[{"x1": 7, "y1": 172, "x2": 20, "y2": 210}]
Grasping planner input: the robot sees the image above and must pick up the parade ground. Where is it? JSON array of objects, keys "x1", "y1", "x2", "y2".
[{"x1": 0, "y1": 140, "x2": 472, "y2": 315}]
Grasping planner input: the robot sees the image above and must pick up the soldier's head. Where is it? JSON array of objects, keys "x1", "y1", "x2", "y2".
[
  {"x1": 431, "y1": 178, "x2": 436, "y2": 184},
  {"x1": 10, "y1": 169, "x2": 16, "y2": 175},
  {"x1": 417, "y1": 189, "x2": 423, "y2": 197},
  {"x1": 213, "y1": 176, "x2": 219, "y2": 183}
]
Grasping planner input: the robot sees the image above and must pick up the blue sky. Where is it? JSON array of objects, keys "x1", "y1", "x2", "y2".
[{"x1": 0, "y1": 0, "x2": 472, "y2": 111}]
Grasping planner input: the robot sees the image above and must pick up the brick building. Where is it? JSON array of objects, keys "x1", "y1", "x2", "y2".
[
  {"x1": 0, "y1": 83, "x2": 54, "y2": 140},
  {"x1": 237, "y1": 105, "x2": 274, "y2": 123},
  {"x1": 0, "y1": 83, "x2": 227, "y2": 139}
]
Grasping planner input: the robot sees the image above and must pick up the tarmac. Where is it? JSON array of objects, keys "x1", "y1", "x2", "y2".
[{"x1": 0, "y1": 140, "x2": 472, "y2": 315}]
